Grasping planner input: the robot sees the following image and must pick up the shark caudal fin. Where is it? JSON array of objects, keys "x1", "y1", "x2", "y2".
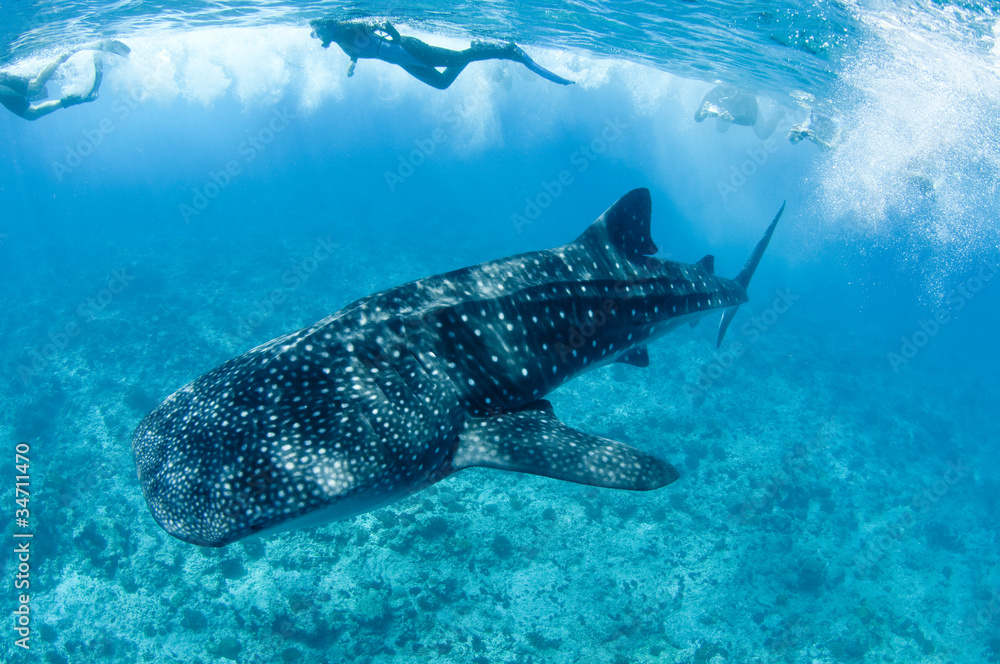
[{"x1": 716, "y1": 202, "x2": 785, "y2": 348}]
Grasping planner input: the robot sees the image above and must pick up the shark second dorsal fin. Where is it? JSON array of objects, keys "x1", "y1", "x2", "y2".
[
  {"x1": 575, "y1": 188, "x2": 658, "y2": 262},
  {"x1": 452, "y1": 403, "x2": 678, "y2": 490},
  {"x1": 696, "y1": 254, "x2": 715, "y2": 274}
]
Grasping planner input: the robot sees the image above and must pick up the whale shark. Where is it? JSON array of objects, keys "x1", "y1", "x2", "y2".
[{"x1": 132, "y1": 188, "x2": 783, "y2": 547}]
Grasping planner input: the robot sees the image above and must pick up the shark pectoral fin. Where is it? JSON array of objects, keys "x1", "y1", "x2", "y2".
[
  {"x1": 614, "y1": 346, "x2": 649, "y2": 367},
  {"x1": 452, "y1": 405, "x2": 678, "y2": 490}
]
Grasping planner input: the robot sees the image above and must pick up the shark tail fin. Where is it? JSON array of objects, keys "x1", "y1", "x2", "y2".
[{"x1": 716, "y1": 202, "x2": 786, "y2": 348}]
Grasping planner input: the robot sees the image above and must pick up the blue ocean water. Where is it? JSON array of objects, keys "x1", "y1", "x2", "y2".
[{"x1": 2, "y1": 1, "x2": 999, "y2": 663}]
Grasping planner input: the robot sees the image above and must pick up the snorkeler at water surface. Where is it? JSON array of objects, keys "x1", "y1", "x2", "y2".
[
  {"x1": 694, "y1": 84, "x2": 779, "y2": 140},
  {"x1": 310, "y1": 17, "x2": 574, "y2": 89},
  {"x1": 788, "y1": 111, "x2": 841, "y2": 150},
  {"x1": 0, "y1": 40, "x2": 130, "y2": 120}
]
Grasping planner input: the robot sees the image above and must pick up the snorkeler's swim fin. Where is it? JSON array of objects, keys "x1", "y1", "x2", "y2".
[
  {"x1": 78, "y1": 39, "x2": 131, "y2": 57},
  {"x1": 511, "y1": 45, "x2": 574, "y2": 85},
  {"x1": 98, "y1": 40, "x2": 131, "y2": 57}
]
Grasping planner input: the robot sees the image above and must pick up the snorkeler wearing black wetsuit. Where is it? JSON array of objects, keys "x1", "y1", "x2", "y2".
[
  {"x1": 0, "y1": 40, "x2": 129, "y2": 121},
  {"x1": 310, "y1": 18, "x2": 573, "y2": 89}
]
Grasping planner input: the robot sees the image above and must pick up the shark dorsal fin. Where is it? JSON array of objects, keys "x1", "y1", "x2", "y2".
[
  {"x1": 696, "y1": 254, "x2": 715, "y2": 274},
  {"x1": 576, "y1": 188, "x2": 658, "y2": 262}
]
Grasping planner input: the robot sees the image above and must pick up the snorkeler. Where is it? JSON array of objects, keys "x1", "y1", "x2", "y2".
[
  {"x1": 0, "y1": 40, "x2": 130, "y2": 121},
  {"x1": 694, "y1": 84, "x2": 780, "y2": 140},
  {"x1": 788, "y1": 111, "x2": 841, "y2": 150},
  {"x1": 310, "y1": 18, "x2": 573, "y2": 89}
]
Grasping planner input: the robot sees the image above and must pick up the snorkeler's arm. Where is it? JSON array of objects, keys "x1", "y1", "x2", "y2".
[
  {"x1": 379, "y1": 21, "x2": 402, "y2": 40},
  {"x1": 347, "y1": 58, "x2": 357, "y2": 77},
  {"x1": 813, "y1": 133, "x2": 835, "y2": 151}
]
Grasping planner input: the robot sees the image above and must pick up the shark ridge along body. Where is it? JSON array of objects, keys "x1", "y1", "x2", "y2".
[{"x1": 132, "y1": 188, "x2": 784, "y2": 547}]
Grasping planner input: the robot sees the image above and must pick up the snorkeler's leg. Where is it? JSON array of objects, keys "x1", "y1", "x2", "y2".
[
  {"x1": 397, "y1": 36, "x2": 474, "y2": 67},
  {"x1": 21, "y1": 99, "x2": 64, "y2": 120},
  {"x1": 511, "y1": 46, "x2": 573, "y2": 85},
  {"x1": 397, "y1": 37, "x2": 524, "y2": 66},
  {"x1": 397, "y1": 35, "x2": 572, "y2": 85},
  {"x1": 433, "y1": 66, "x2": 468, "y2": 89},
  {"x1": 85, "y1": 54, "x2": 104, "y2": 100},
  {"x1": 27, "y1": 51, "x2": 75, "y2": 95},
  {"x1": 445, "y1": 40, "x2": 574, "y2": 85},
  {"x1": 495, "y1": 43, "x2": 574, "y2": 85},
  {"x1": 753, "y1": 111, "x2": 780, "y2": 141},
  {"x1": 400, "y1": 64, "x2": 467, "y2": 90},
  {"x1": 25, "y1": 38, "x2": 124, "y2": 96},
  {"x1": 60, "y1": 54, "x2": 104, "y2": 108}
]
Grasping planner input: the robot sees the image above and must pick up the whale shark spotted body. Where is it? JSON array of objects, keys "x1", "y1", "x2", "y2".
[{"x1": 132, "y1": 188, "x2": 783, "y2": 546}]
